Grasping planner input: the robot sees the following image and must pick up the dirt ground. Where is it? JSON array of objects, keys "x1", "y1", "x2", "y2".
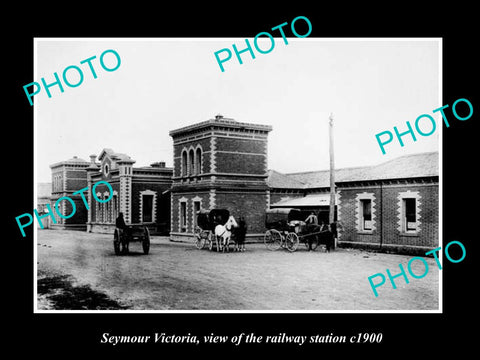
[{"x1": 36, "y1": 230, "x2": 439, "y2": 311}]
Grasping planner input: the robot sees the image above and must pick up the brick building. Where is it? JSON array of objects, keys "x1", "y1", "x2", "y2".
[
  {"x1": 37, "y1": 182, "x2": 52, "y2": 229},
  {"x1": 169, "y1": 115, "x2": 272, "y2": 241},
  {"x1": 269, "y1": 152, "x2": 439, "y2": 254},
  {"x1": 46, "y1": 115, "x2": 438, "y2": 254},
  {"x1": 86, "y1": 148, "x2": 173, "y2": 234},
  {"x1": 49, "y1": 156, "x2": 90, "y2": 230}
]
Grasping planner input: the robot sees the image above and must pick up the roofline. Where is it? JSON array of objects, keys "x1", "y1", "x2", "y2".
[
  {"x1": 284, "y1": 151, "x2": 439, "y2": 176},
  {"x1": 49, "y1": 161, "x2": 90, "y2": 168},
  {"x1": 169, "y1": 118, "x2": 273, "y2": 137},
  {"x1": 285, "y1": 165, "x2": 370, "y2": 176}
]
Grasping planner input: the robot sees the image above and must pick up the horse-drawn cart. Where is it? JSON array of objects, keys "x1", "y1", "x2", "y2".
[
  {"x1": 264, "y1": 208, "x2": 334, "y2": 252},
  {"x1": 194, "y1": 209, "x2": 231, "y2": 251},
  {"x1": 113, "y1": 224, "x2": 150, "y2": 255}
]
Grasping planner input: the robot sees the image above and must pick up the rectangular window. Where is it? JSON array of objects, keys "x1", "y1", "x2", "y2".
[
  {"x1": 180, "y1": 202, "x2": 187, "y2": 232},
  {"x1": 105, "y1": 201, "x2": 110, "y2": 223},
  {"x1": 142, "y1": 195, "x2": 154, "y2": 223},
  {"x1": 193, "y1": 201, "x2": 201, "y2": 228},
  {"x1": 98, "y1": 200, "x2": 103, "y2": 224},
  {"x1": 112, "y1": 195, "x2": 118, "y2": 221},
  {"x1": 361, "y1": 199, "x2": 372, "y2": 231},
  {"x1": 404, "y1": 198, "x2": 417, "y2": 232}
]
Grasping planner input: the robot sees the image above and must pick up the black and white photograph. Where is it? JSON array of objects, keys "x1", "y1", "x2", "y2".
[
  {"x1": 8, "y1": 5, "x2": 477, "y2": 356},
  {"x1": 33, "y1": 38, "x2": 440, "y2": 312}
]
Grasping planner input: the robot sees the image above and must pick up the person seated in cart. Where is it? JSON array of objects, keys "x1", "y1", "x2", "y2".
[
  {"x1": 305, "y1": 211, "x2": 317, "y2": 225},
  {"x1": 115, "y1": 212, "x2": 132, "y2": 236}
]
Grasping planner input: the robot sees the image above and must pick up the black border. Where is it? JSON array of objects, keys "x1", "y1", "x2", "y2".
[{"x1": 8, "y1": 4, "x2": 478, "y2": 356}]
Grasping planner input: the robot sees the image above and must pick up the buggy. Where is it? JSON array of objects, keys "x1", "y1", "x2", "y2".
[
  {"x1": 264, "y1": 208, "x2": 335, "y2": 252},
  {"x1": 113, "y1": 224, "x2": 151, "y2": 255},
  {"x1": 194, "y1": 209, "x2": 230, "y2": 251}
]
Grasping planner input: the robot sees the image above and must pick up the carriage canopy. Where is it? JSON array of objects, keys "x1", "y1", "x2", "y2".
[
  {"x1": 196, "y1": 209, "x2": 230, "y2": 231},
  {"x1": 265, "y1": 208, "x2": 310, "y2": 230}
]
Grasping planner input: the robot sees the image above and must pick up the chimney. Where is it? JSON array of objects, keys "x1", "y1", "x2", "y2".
[
  {"x1": 89, "y1": 154, "x2": 96, "y2": 164},
  {"x1": 215, "y1": 113, "x2": 223, "y2": 120},
  {"x1": 150, "y1": 161, "x2": 166, "y2": 168}
]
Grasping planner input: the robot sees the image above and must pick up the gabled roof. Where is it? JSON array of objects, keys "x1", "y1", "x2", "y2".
[
  {"x1": 267, "y1": 170, "x2": 306, "y2": 189},
  {"x1": 287, "y1": 166, "x2": 372, "y2": 188},
  {"x1": 272, "y1": 193, "x2": 339, "y2": 207},
  {"x1": 272, "y1": 152, "x2": 439, "y2": 189},
  {"x1": 98, "y1": 148, "x2": 135, "y2": 163}
]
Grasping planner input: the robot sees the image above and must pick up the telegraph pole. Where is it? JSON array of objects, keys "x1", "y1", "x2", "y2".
[{"x1": 329, "y1": 113, "x2": 335, "y2": 225}]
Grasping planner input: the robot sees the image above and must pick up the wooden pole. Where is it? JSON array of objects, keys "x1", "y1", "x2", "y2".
[{"x1": 329, "y1": 113, "x2": 335, "y2": 225}]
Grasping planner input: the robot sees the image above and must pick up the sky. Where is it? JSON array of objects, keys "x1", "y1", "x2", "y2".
[{"x1": 35, "y1": 38, "x2": 440, "y2": 183}]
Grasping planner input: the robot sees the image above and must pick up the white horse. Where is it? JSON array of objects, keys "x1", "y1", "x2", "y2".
[{"x1": 214, "y1": 216, "x2": 238, "y2": 252}]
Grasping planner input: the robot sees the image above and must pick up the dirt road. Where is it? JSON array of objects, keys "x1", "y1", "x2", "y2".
[{"x1": 36, "y1": 230, "x2": 439, "y2": 311}]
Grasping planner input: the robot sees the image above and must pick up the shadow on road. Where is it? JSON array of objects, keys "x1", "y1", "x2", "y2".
[{"x1": 38, "y1": 273, "x2": 128, "y2": 310}]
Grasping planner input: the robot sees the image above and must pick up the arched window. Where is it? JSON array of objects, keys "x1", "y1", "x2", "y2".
[
  {"x1": 182, "y1": 150, "x2": 187, "y2": 177},
  {"x1": 195, "y1": 148, "x2": 202, "y2": 174},
  {"x1": 189, "y1": 149, "x2": 195, "y2": 176}
]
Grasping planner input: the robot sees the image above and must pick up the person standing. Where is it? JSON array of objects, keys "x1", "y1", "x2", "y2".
[
  {"x1": 236, "y1": 216, "x2": 247, "y2": 252},
  {"x1": 305, "y1": 211, "x2": 318, "y2": 251}
]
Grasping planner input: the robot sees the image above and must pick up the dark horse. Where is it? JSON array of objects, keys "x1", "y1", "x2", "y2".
[
  {"x1": 306, "y1": 222, "x2": 336, "y2": 252},
  {"x1": 319, "y1": 223, "x2": 336, "y2": 252}
]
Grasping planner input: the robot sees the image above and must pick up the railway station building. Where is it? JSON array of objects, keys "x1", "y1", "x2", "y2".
[
  {"x1": 268, "y1": 152, "x2": 439, "y2": 254},
  {"x1": 168, "y1": 115, "x2": 439, "y2": 253},
  {"x1": 86, "y1": 149, "x2": 173, "y2": 235},
  {"x1": 49, "y1": 156, "x2": 91, "y2": 230},
  {"x1": 169, "y1": 115, "x2": 272, "y2": 242},
  {"x1": 49, "y1": 149, "x2": 172, "y2": 235},
  {"x1": 47, "y1": 115, "x2": 439, "y2": 254}
]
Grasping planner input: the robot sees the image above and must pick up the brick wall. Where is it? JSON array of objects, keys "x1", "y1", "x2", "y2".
[
  {"x1": 381, "y1": 184, "x2": 438, "y2": 248},
  {"x1": 65, "y1": 169, "x2": 87, "y2": 190},
  {"x1": 337, "y1": 186, "x2": 382, "y2": 245},
  {"x1": 64, "y1": 196, "x2": 88, "y2": 225},
  {"x1": 214, "y1": 191, "x2": 269, "y2": 235},
  {"x1": 338, "y1": 182, "x2": 439, "y2": 252},
  {"x1": 171, "y1": 190, "x2": 268, "y2": 238},
  {"x1": 215, "y1": 137, "x2": 266, "y2": 153},
  {"x1": 173, "y1": 137, "x2": 211, "y2": 177},
  {"x1": 131, "y1": 181, "x2": 171, "y2": 229},
  {"x1": 173, "y1": 137, "x2": 211, "y2": 157},
  {"x1": 215, "y1": 152, "x2": 266, "y2": 174},
  {"x1": 171, "y1": 192, "x2": 210, "y2": 234},
  {"x1": 49, "y1": 195, "x2": 87, "y2": 227}
]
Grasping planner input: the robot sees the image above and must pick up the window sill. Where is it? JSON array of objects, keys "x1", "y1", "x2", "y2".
[
  {"x1": 357, "y1": 230, "x2": 374, "y2": 235},
  {"x1": 399, "y1": 232, "x2": 420, "y2": 237}
]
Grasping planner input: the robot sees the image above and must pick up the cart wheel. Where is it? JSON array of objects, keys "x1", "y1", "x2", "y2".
[
  {"x1": 121, "y1": 241, "x2": 129, "y2": 255},
  {"x1": 208, "y1": 233, "x2": 214, "y2": 251},
  {"x1": 195, "y1": 235, "x2": 205, "y2": 250},
  {"x1": 113, "y1": 229, "x2": 121, "y2": 255},
  {"x1": 194, "y1": 227, "x2": 205, "y2": 249},
  {"x1": 286, "y1": 233, "x2": 299, "y2": 252},
  {"x1": 142, "y1": 227, "x2": 150, "y2": 254},
  {"x1": 264, "y1": 229, "x2": 282, "y2": 251}
]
